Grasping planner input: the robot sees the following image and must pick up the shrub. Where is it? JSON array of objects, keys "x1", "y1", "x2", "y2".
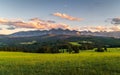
[{"x1": 95, "y1": 47, "x2": 104, "y2": 52}]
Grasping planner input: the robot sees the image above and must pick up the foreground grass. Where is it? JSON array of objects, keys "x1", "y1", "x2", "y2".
[{"x1": 0, "y1": 48, "x2": 119, "y2": 75}]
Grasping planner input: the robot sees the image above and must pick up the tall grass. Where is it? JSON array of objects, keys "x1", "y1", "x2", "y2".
[{"x1": 0, "y1": 48, "x2": 119, "y2": 75}]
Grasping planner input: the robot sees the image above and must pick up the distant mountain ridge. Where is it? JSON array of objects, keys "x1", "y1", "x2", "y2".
[
  {"x1": 1, "y1": 28, "x2": 120, "y2": 38},
  {"x1": 9, "y1": 28, "x2": 80, "y2": 37},
  {"x1": 80, "y1": 31, "x2": 120, "y2": 38}
]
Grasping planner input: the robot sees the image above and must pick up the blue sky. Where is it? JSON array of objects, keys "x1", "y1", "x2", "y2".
[{"x1": 0, "y1": 0, "x2": 120, "y2": 34}]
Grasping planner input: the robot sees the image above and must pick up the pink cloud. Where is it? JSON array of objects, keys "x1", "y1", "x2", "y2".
[
  {"x1": 0, "y1": 18, "x2": 72, "y2": 30},
  {"x1": 53, "y1": 12, "x2": 83, "y2": 21}
]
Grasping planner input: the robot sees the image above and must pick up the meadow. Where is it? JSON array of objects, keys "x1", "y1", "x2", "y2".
[{"x1": 0, "y1": 48, "x2": 119, "y2": 75}]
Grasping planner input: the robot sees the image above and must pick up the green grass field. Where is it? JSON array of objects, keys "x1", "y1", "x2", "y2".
[{"x1": 0, "y1": 48, "x2": 120, "y2": 75}]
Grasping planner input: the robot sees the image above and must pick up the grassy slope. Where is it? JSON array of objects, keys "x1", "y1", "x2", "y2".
[
  {"x1": 0, "y1": 48, "x2": 119, "y2": 75},
  {"x1": 69, "y1": 42, "x2": 81, "y2": 46}
]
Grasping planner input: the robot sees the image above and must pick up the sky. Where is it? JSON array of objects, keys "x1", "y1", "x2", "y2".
[{"x1": 0, "y1": 0, "x2": 120, "y2": 34}]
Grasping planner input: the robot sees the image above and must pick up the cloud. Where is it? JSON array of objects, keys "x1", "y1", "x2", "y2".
[
  {"x1": 111, "y1": 18, "x2": 120, "y2": 25},
  {"x1": 0, "y1": 18, "x2": 72, "y2": 30},
  {"x1": 109, "y1": 26, "x2": 120, "y2": 31},
  {"x1": 53, "y1": 12, "x2": 83, "y2": 21},
  {"x1": 79, "y1": 26, "x2": 107, "y2": 32},
  {"x1": 0, "y1": 18, "x2": 9, "y2": 23},
  {"x1": 106, "y1": 18, "x2": 120, "y2": 25},
  {"x1": 47, "y1": 20, "x2": 56, "y2": 23},
  {"x1": 79, "y1": 26, "x2": 120, "y2": 32},
  {"x1": 6, "y1": 27, "x2": 16, "y2": 30}
]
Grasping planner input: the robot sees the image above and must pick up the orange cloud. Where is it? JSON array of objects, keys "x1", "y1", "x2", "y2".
[
  {"x1": 0, "y1": 18, "x2": 72, "y2": 30},
  {"x1": 53, "y1": 12, "x2": 83, "y2": 21},
  {"x1": 0, "y1": 18, "x2": 10, "y2": 24}
]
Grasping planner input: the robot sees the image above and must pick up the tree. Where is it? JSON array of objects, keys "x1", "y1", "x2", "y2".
[
  {"x1": 95, "y1": 47, "x2": 104, "y2": 52},
  {"x1": 67, "y1": 44, "x2": 73, "y2": 53},
  {"x1": 71, "y1": 45, "x2": 79, "y2": 53}
]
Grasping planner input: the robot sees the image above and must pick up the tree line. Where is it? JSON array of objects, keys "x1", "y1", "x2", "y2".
[{"x1": 0, "y1": 40, "x2": 109, "y2": 53}]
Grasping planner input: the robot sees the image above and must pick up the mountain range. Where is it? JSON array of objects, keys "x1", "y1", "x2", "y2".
[
  {"x1": 9, "y1": 28, "x2": 80, "y2": 37},
  {"x1": 0, "y1": 28, "x2": 120, "y2": 38}
]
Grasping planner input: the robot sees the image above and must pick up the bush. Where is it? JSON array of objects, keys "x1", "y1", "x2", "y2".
[{"x1": 95, "y1": 47, "x2": 104, "y2": 52}]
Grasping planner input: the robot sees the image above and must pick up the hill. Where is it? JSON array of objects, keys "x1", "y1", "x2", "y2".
[{"x1": 0, "y1": 34, "x2": 120, "y2": 47}]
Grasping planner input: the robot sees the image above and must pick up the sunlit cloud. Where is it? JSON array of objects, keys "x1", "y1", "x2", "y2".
[
  {"x1": 109, "y1": 26, "x2": 120, "y2": 31},
  {"x1": 79, "y1": 26, "x2": 120, "y2": 32},
  {"x1": 0, "y1": 17, "x2": 72, "y2": 30},
  {"x1": 53, "y1": 12, "x2": 83, "y2": 21},
  {"x1": 0, "y1": 28, "x2": 35, "y2": 35},
  {"x1": 79, "y1": 26, "x2": 107, "y2": 32},
  {"x1": 0, "y1": 18, "x2": 9, "y2": 23}
]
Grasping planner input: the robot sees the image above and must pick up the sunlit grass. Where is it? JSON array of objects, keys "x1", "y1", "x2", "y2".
[
  {"x1": 0, "y1": 48, "x2": 119, "y2": 75},
  {"x1": 69, "y1": 42, "x2": 81, "y2": 46}
]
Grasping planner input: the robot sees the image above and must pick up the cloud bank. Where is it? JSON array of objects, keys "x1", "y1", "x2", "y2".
[
  {"x1": 0, "y1": 17, "x2": 120, "y2": 32},
  {"x1": 53, "y1": 12, "x2": 83, "y2": 21},
  {"x1": 0, "y1": 18, "x2": 72, "y2": 30}
]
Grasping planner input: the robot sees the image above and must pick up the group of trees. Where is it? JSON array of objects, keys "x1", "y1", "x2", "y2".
[
  {"x1": 95, "y1": 46, "x2": 108, "y2": 52},
  {"x1": 0, "y1": 43, "x2": 80, "y2": 53},
  {"x1": 36, "y1": 44, "x2": 80, "y2": 53},
  {"x1": 78, "y1": 41, "x2": 94, "y2": 50}
]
